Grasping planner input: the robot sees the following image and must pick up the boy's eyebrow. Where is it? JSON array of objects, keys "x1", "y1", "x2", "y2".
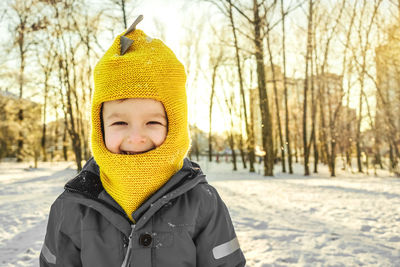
[
  {"x1": 106, "y1": 112, "x2": 126, "y2": 120},
  {"x1": 106, "y1": 112, "x2": 166, "y2": 120},
  {"x1": 148, "y1": 112, "x2": 166, "y2": 119}
]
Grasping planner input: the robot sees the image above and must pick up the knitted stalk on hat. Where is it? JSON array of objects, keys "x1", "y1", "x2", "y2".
[{"x1": 91, "y1": 29, "x2": 190, "y2": 222}]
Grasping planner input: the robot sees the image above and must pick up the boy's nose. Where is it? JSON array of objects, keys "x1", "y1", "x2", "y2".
[{"x1": 126, "y1": 129, "x2": 146, "y2": 144}]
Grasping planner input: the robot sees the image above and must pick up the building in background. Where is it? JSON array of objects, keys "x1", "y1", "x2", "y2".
[{"x1": 375, "y1": 24, "x2": 400, "y2": 160}]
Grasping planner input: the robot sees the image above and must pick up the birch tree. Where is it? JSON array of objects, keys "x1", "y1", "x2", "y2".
[
  {"x1": 303, "y1": 0, "x2": 313, "y2": 176},
  {"x1": 280, "y1": 0, "x2": 293, "y2": 173}
]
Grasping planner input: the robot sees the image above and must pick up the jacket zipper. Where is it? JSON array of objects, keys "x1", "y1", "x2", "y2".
[
  {"x1": 121, "y1": 224, "x2": 136, "y2": 267},
  {"x1": 65, "y1": 187, "x2": 137, "y2": 266}
]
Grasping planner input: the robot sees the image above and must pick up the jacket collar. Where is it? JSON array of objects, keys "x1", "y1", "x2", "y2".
[{"x1": 64, "y1": 157, "x2": 206, "y2": 227}]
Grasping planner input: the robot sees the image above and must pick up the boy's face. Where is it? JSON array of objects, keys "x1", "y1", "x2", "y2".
[{"x1": 102, "y1": 98, "x2": 167, "y2": 155}]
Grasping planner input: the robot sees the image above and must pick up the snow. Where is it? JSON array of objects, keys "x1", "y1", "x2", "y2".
[
  {"x1": 1, "y1": 159, "x2": 399, "y2": 266},
  {"x1": 0, "y1": 162, "x2": 75, "y2": 267}
]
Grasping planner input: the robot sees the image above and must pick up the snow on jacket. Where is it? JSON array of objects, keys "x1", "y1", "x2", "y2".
[{"x1": 40, "y1": 157, "x2": 246, "y2": 267}]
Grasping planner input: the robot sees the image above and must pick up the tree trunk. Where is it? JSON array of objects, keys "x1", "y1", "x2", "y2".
[
  {"x1": 281, "y1": 0, "x2": 293, "y2": 174},
  {"x1": 355, "y1": 0, "x2": 383, "y2": 173},
  {"x1": 63, "y1": 63, "x2": 83, "y2": 170},
  {"x1": 356, "y1": 78, "x2": 364, "y2": 173},
  {"x1": 228, "y1": 0, "x2": 255, "y2": 172},
  {"x1": 41, "y1": 75, "x2": 49, "y2": 162},
  {"x1": 318, "y1": 78, "x2": 331, "y2": 172},
  {"x1": 121, "y1": 0, "x2": 127, "y2": 28},
  {"x1": 194, "y1": 131, "x2": 200, "y2": 162},
  {"x1": 238, "y1": 105, "x2": 247, "y2": 169},
  {"x1": 310, "y1": 27, "x2": 318, "y2": 174},
  {"x1": 17, "y1": 109, "x2": 24, "y2": 162},
  {"x1": 238, "y1": 135, "x2": 247, "y2": 169},
  {"x1": 52, "y1": 104, "x2": 59, "y2": 162},
  {"x1": 54, "y1": 5, "x2": 83, "y2": 170},
  {"x1": 17, "y1": 29, "x2": 26, "y2": 162},
  {"x1": 266, "y1": 29, "x2": 286, "y2": 173},
  {"x1": 303, "y1": 0, "x2": 313, "y2": 176},
  {"x1": 41, "y1": 108, "x2": 47, "y2": 161},
  {"x1": 63, "y1": 125, "x2": 68, "y2": 161},
  {"x1": 253, "y1": 0, "x2": 274, "y2": 176},
  {"x1": 294, "y1": 136, "x2": 299, "y2": 163},
  {"x1": 326, "y1": 0, "x2": 346, "y2": 177},
  {"x1": 65, "y1": 84, "x2": 82, "y2": 170},
  {"x1": 229, "y1": 132, "x2": 237, "y2": 171},
  {"x1": 208, "y1": 65, "x2": 217, "y2": 162},
  {"x1": 330, "y1": 139, "x2": 336, "y2": 176}
]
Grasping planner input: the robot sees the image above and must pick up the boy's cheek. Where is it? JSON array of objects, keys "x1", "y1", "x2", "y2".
[
  {"x1": 104, "y1": 131, "x2": 121, "y2": 152},
  {"x1": 152, "y1": 129, "x2": 167, "y2": 147}
]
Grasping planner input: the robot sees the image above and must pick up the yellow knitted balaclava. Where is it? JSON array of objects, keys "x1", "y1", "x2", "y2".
[{"x1": 91, "y1": 27, "x2": 189, "y2": 221}]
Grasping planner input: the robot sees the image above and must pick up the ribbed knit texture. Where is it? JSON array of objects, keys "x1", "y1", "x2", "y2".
[{"x1": 91, "y1": 29, "x2": 189, "y2": 221}]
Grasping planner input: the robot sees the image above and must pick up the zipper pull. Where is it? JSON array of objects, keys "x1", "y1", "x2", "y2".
[{"x1": 121, "y1": 224, "x2": 136, "y2": 267}]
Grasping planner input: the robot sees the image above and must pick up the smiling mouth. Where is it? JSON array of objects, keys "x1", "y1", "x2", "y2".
[
  {"x1": 121, "y1": 148, "x2": 154, "y2": 155},
  {"x1": 122, "y1": 151, "x2": 139, "y2": 155}
]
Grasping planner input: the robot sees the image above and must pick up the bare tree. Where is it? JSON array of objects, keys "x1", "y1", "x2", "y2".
[
  {"x1": 217, "y1": 0, "x2": 276, "y2": 175},
  {"x1": 48, "y1": 0, "x2": 99, "y2": 170},
  {"x1": 35, "y1": 30, "x2": 57, "y2": 162},
  {"x1": 206, "y1": 0, "x2": 303, "y2": 175},
  {"x1": 9, "y1": 0, "x2": 45, "y2": 162},
  {"x1": 223, "y1": 87, "x2": 238, "y2": 171},
  {"x1": 356, "y1": 46, "x2": 400, "y2": 175},
  {"x1": 353, "y1": 0, "x2": 383, "y2": 173},
  {"x1": 265, "y1": 7, "x2": 286, "y2": 173},
  {"x1": 237, "y1": 106, "x2": 247, "y2": 169},
  {"x1": 111, "y1": 0, "x2": 127, "y2": 28},
  {"x1": 226, "y1": 0, "x2": 256, "y2": 172},
  {"x1": 338, "y1": 1, "x2": 358, "y2": 172},
  {"x1": 73, "y1": 10, "x2": 103, "y2": 161},
  {"x1": 252, "y1": 0, "x2": 274, "y2": 175},
  {"x1": 332, "y1": 0, "x2": 358, "y2": 175},
  {"x1": 201, "y1": 0, "x2": 256, "y2": 170},
  {"x1": 207, "y1": 41, "x2": 225, "y2": 162},
  {"x1": 281, "y1": 0, "x2": 293, "y2": 174},
  {"x1": 180, "y1": 12, "x2": 205, "y2": 162},
  {"x1": 303, "y1": 0, "x2": 313, "y2": 176},
  {"x1": 313, "y1": 0, "x2": 346, "y2": 176},
  {"x1": 310, "y1": 27, "x2": 318, "y2": 173}
]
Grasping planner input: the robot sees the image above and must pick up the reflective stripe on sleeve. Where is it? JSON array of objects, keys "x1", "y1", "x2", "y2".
[
  {"x1": 212, "y1": 237, "x2": 240, "y2": 259},
  {"x1": 41, "y1": 243, "x2": 56, "y2": 264}
]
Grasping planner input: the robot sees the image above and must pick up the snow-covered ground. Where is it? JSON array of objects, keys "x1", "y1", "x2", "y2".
[{"x1": 0, "y1": 159, "x2": 399, "y2": 266}]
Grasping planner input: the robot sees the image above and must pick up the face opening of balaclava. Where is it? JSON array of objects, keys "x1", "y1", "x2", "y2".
[{"x1": 91, "y1": 22, "x2": 190, "y2": 222}]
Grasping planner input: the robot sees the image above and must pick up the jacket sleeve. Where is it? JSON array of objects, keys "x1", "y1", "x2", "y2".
[
  {"x1": 40, "y1": 197, "x2": 82, "y2": 267},
  {"x1": 194, "y1": 184, "x2": 246, "y2": 267}
]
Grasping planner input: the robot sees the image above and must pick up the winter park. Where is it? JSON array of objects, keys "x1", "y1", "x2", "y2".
[{"x1": 1, "y1": 0, "x2": 400, "y2": 266}]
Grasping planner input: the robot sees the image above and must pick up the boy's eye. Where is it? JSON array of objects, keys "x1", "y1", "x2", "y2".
[
  {"x1": 111, "y1": 121, "x2": 127, "y2": 126},
  {"x1": 147, "y1": 121, "x2": 162, "y2": 125}
]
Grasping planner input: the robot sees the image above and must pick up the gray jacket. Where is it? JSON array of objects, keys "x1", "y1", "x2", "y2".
[{"x1": 40, "y1": 158, "x2": 246, "y2": 267}]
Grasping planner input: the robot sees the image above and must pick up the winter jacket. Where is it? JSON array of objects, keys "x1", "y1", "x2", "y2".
[{"x1": 40, "y1": 157, "x2": 246, "y2": 267}]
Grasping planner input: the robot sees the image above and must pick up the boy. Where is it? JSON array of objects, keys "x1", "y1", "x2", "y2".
[{"x1": 40, "y1": 16, "x2": 246, "y2": 267}]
